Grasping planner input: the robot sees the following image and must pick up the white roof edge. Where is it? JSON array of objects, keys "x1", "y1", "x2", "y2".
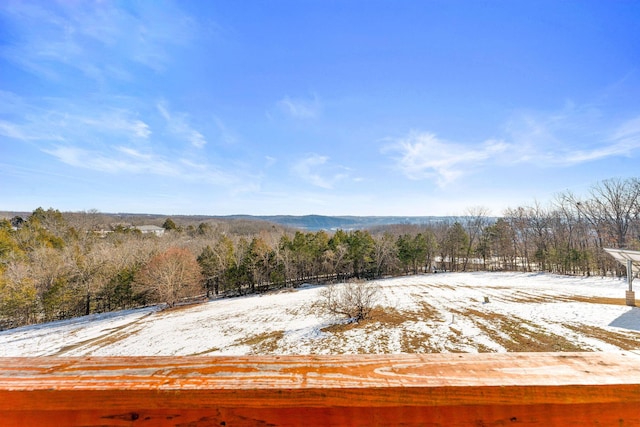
[{"x1": 603, "y1": 248, "x2": 640, "y2": 274}]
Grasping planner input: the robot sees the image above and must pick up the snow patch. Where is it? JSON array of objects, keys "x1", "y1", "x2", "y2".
[{"x1": 1, "y1": 272, "x2": 638, "y2": 356}]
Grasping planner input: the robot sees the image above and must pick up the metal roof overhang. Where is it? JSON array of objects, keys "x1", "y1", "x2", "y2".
[
  {"x1": 603, "y1": 248, "x2": 640, "y2": 293},
  {"x1": 603, "y1": 248, "x2": 640, "y2": 272}
]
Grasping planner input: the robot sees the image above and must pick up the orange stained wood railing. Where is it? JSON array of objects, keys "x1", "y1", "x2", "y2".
[{"x1": 1, "y1": 352, "x2": 640, "y2": 426}]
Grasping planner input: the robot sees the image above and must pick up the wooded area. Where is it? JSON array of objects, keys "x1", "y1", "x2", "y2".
[{"x1": 1, "y1": 177, "x2": 640, "y2": 329}]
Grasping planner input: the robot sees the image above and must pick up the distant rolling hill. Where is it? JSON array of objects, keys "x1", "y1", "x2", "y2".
[
  {"x1": 219, "y1": 215, "x2": 458, "y2": 230},
  {"x1": 1, "y1": 210, "x2": 473, "y2": 231}
]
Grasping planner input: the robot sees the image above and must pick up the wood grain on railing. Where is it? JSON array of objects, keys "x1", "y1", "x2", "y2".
[{"x1": 1, "y1": 352, "x2": 640, "y2": 426}]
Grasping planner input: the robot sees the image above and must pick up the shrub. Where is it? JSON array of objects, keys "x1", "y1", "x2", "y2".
[{"x1": 318, "y1": 279, "x2": 380, "y2": 322}]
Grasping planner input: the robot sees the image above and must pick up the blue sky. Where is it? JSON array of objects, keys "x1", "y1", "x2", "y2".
[{"x1": 1, "y1": 1, "x2": 639, "y2": 216}]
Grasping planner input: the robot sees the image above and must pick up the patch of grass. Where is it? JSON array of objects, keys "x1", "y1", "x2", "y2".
[
  {"x1": 449, "y1": 326, "x2": 462, "y2": 336},
  {"x1": 400, "y1": 330, "x2": 437, "y2": 353},
  {"x1": 236, "y1": 330, "x2": 285, "y2": 354},
  {"x1": 562, "y1": 296, "x2": 628, "y2": 306},
  {"x1": 319, "y1": 305, "x2": 446, "y2": 353},
  {"x1": 415, "y1": 301, "x2": 446, "y2": 322},
  {"x1": 564, "y1": 323, "x2": 640, "y2": 350},
  {"x1": 499, "y1": 292, "x2": 557, "y2": 304},
  {"x1": 378, "y1": 301, "x2": 444, "y2": 324},
  {"x1": 453, "y1": 308, "x2": 589, "y2": 352},
  {"x1": 488, "y1": 293, "x2": 628, "y2": 307},
  {"x1": 320, "y1": 306, "x2": 407, "y2": 333},
  {"x1": 373, "y1": 306, "x2": 410, "y2": 325},
  {"x1": 318, "y1": 294, "x2": 629, "y2": 354},
  {"x1": 475, "y1": 343, "x2": 495, "y2": 353},
  {"x1": 321, "y1": 322, "x2": 356, "y2": 334},
  {"x1": 189, "y1": 347, "x2": 221, "y2": 356}
]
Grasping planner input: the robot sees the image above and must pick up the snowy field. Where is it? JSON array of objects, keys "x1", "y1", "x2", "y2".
[{"x1": 1, "y1": 272, "x2": 639, "y2": 356}]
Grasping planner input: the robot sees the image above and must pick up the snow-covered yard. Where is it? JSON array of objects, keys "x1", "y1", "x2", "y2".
[{"x1": 1, "y1": 272, "x2": 639, "y2": 356}]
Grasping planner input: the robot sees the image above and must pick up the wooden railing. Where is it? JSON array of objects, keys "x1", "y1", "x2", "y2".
[{"x1": 1, "y1": 352, "x2": 640, "y2": 426}]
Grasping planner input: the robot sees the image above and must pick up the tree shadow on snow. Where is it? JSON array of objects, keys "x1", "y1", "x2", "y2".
[{"x1": 609, "y1": 307, "x2": 640, "y2": 332}]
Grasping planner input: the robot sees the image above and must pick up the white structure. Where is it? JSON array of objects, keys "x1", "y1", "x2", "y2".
[
  {"x1": 603, "y1": 248, "x2": 639, "y2": 306},
  {"x1": 134, "y1": 225, "x2": 165, "y2": 236}
]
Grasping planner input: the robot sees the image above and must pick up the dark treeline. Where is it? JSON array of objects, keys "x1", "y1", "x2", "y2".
[{"x1": 1, "y1": 177, "x2": 639, "y2": 330}]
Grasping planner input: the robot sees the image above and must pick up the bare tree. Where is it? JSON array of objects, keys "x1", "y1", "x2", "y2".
[
  {"x1": 519, "y1": 202, "x2": 553, "y2": 271},
  {"x1": 569, "y1": 178, "x2": 640, "y2": 249},
  {"x1": 372, "y1": 232, "x2": 397, "y2": 277},
  {"x1": 134, "y1": 247, "x2": 203, "y2": 307},
  {"x1": 318, "y1": 279, "x2": 380, "y2": 322},
  {"x1": 324, "y1": 242, "x2": 349, "y2": 281},
  {"x1": 462, "y1": 206, "x2": 491, "y2": 271},
  {"x1": 503, "y1": 207, "x2": 533, "y2": 271}
]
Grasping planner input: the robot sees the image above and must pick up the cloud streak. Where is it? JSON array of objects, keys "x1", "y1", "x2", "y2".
[
  {"x1": 504, "y1": 108, "x2": 640, "y2": 166},
  {"x1": 0, "y1": 92, "x2": 254, "y2": 190},
  {"x1": 384, "y1": 133, "x2": 509, "y2": 186},
  {"x1": 157, "y1": 102, "x2": 207, "y2": 148},
  {"x1": 0, "y1": 94, "x2": 151, "y2": 145},
  {"x1": 292, "y1": 154, "x2": 349, "y2": 189},
  {"x1": 278, "y1": 95, "x2": 321, "y2": 119},
  {"x1": 42, "y1": 144, "x2": 237, "y2": 187},
  {"x1": 0, "y1": 1, "x2": 197, "y2": 82},
  {"x1": 385, "y1": 106, "x2": 640, "y2": 186}
]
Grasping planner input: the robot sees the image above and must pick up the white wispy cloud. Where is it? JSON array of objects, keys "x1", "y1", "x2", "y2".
[
  {"x1": 0, "y1": 92, "x2": 252, "y2": 189},
  {"x1": 608, "y1": 115, "x2": 640, "y2": 151},
  {"x1": 0, "y1": 1, "x2": 197, "y2": 82},
  {"x1": 0, "y1": 120, "x2": 52, "y2": 141},
  {"x1": 213, "y1": 116, "x2": 237, "y2": 145},
  {"x1": 561, "y1": 116, "x2": 640, "y2": 164},
  {"x1": 42, "y1": 144, "x2": 239, "y2": 187},
  {"x1": 611, "y1": 116, "x2": 640, "y2": 141},
  {"x1": 157, "y1": 101, "x2": 207, "y2": 148},
  {"x1": 383, "y1": 132, "x2": 510, "y2": 186},
  {"x1": 115, "y1": 146, "x2": 153, "y2": 161},
  {"x1": 0, "y1": 93, "x2": 151, "y2": 144},
  {"x1": 43, "y1": 145, "x2": 170, "y2": 175},
  {"x1": 265, "y1": 156, "x2": 277, "y2": 168},
  {"x1": 504, "y1": 107, "x2": 640, "y2": 166},
  {"x1": 278, "y1": 95, "x2": 321, "y2": 119},
  {"x1": 79, "y1": 113, "x2": 152, "y2": 140},
  {"x1": 385, "y1": 105, "x2": 640, "y2": 186},
  {"x1": 292, "y1": 154, "x2": 349, "y2": 189}
]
